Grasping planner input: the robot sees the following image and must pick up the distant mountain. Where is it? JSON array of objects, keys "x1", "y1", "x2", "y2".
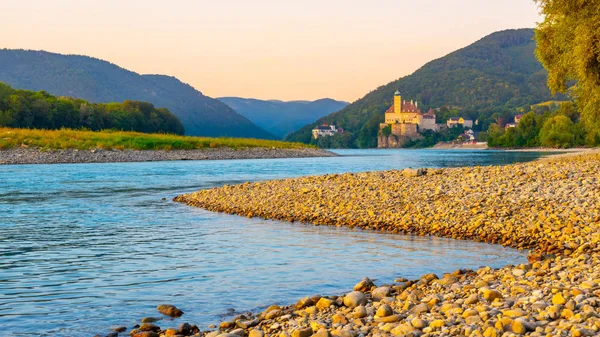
[
  {"x1": 0, "y1": 49, "x2": 274, "y2": 138},
  {"x1": 286, "y1": 29, "x2": 560, "y2": 148},
  {"x1": 218, "y1": 97, "x2": 348, "y2": 138}
]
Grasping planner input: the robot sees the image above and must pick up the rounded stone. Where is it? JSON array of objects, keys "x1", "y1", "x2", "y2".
[{"x1": 343, "y1": 291, "x2": 367, "y2": 308}]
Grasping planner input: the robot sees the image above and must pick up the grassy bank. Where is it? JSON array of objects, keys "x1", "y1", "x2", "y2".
[
  {"x1": 166, "y1": 152, "x2": 600, "y2": 337},
  {"x1": 0, "y1": 127, "x2": 312, "y2": 151}
]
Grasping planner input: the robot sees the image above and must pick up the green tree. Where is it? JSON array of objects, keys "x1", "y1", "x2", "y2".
[
  {"x1": 535, "y1": 0, "x2": 600, "y2": 144},
  {"x1": 486, "y1": 123, "x2": 505, "y2": 147},
  {"x1": 0, "y1": 82, "x2": 184, "y2": 134},
  {"x1": 381, "y1": 125, "x2": 392, "y2": 137},
  {"x1": 539, "y1": 115, "x2": 575, "y2": 148},
  {"x1": 517, "y1": 112, "x2": 541, "y2": 146}
]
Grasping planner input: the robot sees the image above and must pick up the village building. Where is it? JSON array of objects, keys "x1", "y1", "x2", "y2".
[
  {"x1": 514, "y1": 114, "x2": 523, "y2": 124},
  {"x1": 460, "y1": 129, "x2": 477, "y2": 142},
  {"x1": 505, "y1": 114, "x2": 523, "y2": 130},
  {"x1": 312, "y1": 124, "x2": 343, "y2": 139},
  {"x1": 447, "y1": 117, "x2": 474, "y2": 129}
]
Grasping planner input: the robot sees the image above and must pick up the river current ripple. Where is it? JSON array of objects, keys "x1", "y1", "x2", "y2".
[{"x1": 0, "y1": 149, "x2": 548, "y2": 336}]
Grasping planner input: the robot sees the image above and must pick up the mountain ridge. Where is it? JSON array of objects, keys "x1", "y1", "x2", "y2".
[
  {"x1": 285, "y1": 28, "x2": 559, "y2": 147},
  {"x1": 0, "y1": 49, "x2": 274, "y2": 139},
  {"x1": 217, "y1": 97, "x2": 348, "y2": 139}
]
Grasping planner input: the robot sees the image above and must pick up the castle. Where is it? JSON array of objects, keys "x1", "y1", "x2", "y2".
[{"x1": 378, "y1": 91, "x2": 437, "y2": 147}]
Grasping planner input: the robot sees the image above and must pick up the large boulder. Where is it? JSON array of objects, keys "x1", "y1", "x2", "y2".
[{"x1": 343, "y1": 291, "x2": 367, "y2": 308}]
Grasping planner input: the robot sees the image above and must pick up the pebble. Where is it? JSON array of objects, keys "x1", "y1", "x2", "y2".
[{"x1": 0, "y1": 148, "x2": 336, "y2": 165}]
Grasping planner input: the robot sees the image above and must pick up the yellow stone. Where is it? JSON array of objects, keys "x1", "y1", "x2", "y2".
[
  {"x1": 305, "y1": 306, "x2": 318, "y2": 315},
  {"x1": 462, "y1": 309, "x2": 479, "y2": 318},
  {"x1": 331, "y1": 313, "x2": 348, "y2": 325},
  {"x1": 511, "y1": 320, "x2": 527, "y2": 334},
  {"x1": 429, "y1": 320, "x2": 445, "y2": 329},
  {"x1": 164, "y1": 329, "x2": 179, "y2": 337},
  {"x1": 552, "y1": 293, "x2": 567, "y2": 305},
  {"x1": 390, "y1": 323, "x2": 416, "y2": 336},
  {"x1": 481, "y1": 289, "x2": 503, "y2": 302},
  {"x1": 483, "y1": 327, "x2": 499, "y2": 337},
  {"x1": 503, "y1": 309, "x2": 526, "y2": 318},
  {"x1": 310, "y1": 321, "x2": 327, "y2": 332},
  {"x1": 316, "y1": 298, "x2": 335, "y2": 311}
]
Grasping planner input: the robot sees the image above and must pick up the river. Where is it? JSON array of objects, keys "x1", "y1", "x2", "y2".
[{"x1": 0, "y1": 149, "x2": 549, "y2": 336}]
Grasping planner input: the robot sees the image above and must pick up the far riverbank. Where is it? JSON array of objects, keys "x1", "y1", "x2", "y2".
[{"x1": 0, "y1": 147, "x2": 336, "y2": 165}]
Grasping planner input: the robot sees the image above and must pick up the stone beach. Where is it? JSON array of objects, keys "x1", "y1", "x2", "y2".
[
  {"x1": 113, "y1": 151, "x2": 600, "y2": 337},
  {"x1": 0, "y1": 147, "x2": 335, "y2": 165}
]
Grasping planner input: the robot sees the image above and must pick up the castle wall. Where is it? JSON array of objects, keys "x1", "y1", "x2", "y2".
[{"x1": 392, "y1": 123, "x2": 418, "y2": 138}]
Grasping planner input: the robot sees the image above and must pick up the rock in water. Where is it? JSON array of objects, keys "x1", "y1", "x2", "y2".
[{"x1": 157, "y1": 304, "x2": 184, "y2": 317}]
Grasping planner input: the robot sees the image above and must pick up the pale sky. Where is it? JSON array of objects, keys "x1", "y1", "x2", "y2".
[{"x1": 0, "y1": 0, "x2": 542, "y2": 102}]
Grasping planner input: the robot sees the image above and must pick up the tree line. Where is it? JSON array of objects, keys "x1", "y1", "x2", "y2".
[
  {"x1": 486, "y1": 102, "x2": 595, "y2": 148},
  {"x1": 0, "y1": 82, "x2": 184, "y2": 135}
]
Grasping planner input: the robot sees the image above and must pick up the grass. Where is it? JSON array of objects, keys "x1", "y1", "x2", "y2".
[
  {"x1": 532, "y1": 100, "x2": 570, "y2": 107},
  {"x1": 0, "y1": 128, "x2": 314, "y2": 151}
]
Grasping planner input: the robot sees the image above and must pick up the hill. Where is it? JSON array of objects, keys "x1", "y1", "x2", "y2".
[
  {"x1": 286, "y1": 29, "x2": 561, "y2": 148},
  {"x1": 0, "y1": 82, "x2": 184, "y2": 134},
  {"x1": 0, "y1": 49, "x2": 274, "y2": 139},
  {"x1": 218, "y1": 97, "x2": 348, "y2": 138}
]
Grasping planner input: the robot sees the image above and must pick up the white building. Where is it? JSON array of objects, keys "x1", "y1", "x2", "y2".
[
  {"x1": 447, "y1": 117, "x2": 473, "y2": 129},
  {"x1": 312, "y1": 124, "x2": 342, "y2": 139}
]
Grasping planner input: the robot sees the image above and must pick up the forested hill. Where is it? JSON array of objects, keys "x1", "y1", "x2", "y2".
[
  {"x1": 0, "y1": 82, "x2": 184, "y2": 135},
  {"x1": 0, "y1": 49, "x2": 274, "y2": 139},
  {"x1": 218, "y1": 97, "x2": 348, "y2": 138},
  {"x1": 286, "y1": 29, "x2": 559, "y2": 148}
]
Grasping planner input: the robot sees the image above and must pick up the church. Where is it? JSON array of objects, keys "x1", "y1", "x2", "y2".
[{"x1": 380, "y1": 91, "x2": 437, "y2": 139}]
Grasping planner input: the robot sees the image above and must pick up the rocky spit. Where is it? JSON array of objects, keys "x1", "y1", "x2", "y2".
[
  {"x1": 0, "y1": 147, "x2": 336, "y2": 165},
  {"x1": 96, "y1": 152, "x2": 600, "y2": 337},
  {"x1": 155, "y1": 152, "x2": 599, "y2": 337}
]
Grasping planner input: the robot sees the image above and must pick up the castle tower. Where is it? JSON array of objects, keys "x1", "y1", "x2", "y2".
[{"x1": 394, "y1": 90, "x2": 402, "y2": 113}]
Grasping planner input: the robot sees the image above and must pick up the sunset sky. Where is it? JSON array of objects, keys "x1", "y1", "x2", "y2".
[{"x1": 0, "y1": 0, "x2": 542, "y2": 102}]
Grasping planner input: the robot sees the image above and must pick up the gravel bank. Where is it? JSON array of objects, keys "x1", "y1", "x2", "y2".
[
  {"x1": 154, "y1": 152, "x2": 600, "y2": 337},
  {"x1": 0, "y1": 147, "x2": 336, "y2": 165}
]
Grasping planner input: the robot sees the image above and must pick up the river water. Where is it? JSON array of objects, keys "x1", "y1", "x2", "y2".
[{"x1": 0, "y1": 149, "x2": 548, "y2": 336}]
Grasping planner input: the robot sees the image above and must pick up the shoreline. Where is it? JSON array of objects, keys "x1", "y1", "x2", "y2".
[
  {"x1": 0, "y1": 147, "x2": 336, "y2": 165},
  {"x1": 152, "y1": 152, "x2": 600, "y2": 337}
]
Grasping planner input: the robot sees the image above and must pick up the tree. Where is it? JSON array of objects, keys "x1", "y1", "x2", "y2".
[
  {"x1": 517, "y1": 112, "x2": 541, "y2": 146},
  {"x1": 381, "y1": 125, "x2": 392, "y2": 137},
  {"x1": 534, "y1": 0, "x2": 600, "y2": 144},
  {"x1": 539, "y1": 115, "x2": 575, "y2": 148},
  {"x1": 0, "y1": 82, "x2": 184, "y2": 134},
  {"x1": 487, "y1": 123, "x2": 505, "y2": 147}
]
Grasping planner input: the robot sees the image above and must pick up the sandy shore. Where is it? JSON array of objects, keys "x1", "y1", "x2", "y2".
[
  {"x1": 151, "y1": 152, "x2": 600, "y2": 337},
  {"x1": 0, "y1": 147, "x2": 336, "y2": 165},
  {"x1": 432, "y1": 142, "x2": 489, "y2": 149}
]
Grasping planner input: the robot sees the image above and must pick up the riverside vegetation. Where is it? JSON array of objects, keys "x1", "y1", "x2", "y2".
[
  {"x1": 0, "y1": 82, "x2": 184, "y2": 135},
  {"x1": 153, "y1": 151, "x2": 600, "y2": 337},
  {"x1": 0, "y1": 128, "x2": 332, "y2": 164},
  {"x1": 0, "y1": 128, "x2": 312, "y2": 151}
]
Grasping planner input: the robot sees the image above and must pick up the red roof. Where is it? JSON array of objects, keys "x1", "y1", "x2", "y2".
[{"x1": 385, "y1": 101, "x2": 423, "y2": 114}]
